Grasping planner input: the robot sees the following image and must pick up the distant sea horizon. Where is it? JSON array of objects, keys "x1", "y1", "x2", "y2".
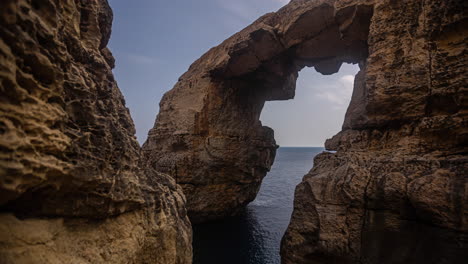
[{"x1": 279, "y1": 146, "x2": 323, "y2": 147}]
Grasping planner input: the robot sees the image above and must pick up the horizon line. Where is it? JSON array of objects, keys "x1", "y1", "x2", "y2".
[{"x1": 279, "y1": 146, "x2": 325, "y2": 148}]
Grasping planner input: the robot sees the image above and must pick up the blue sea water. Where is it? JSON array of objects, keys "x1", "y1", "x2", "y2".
[{"x1": 193, "y1": 147, "x2": 324, "y2": 264}]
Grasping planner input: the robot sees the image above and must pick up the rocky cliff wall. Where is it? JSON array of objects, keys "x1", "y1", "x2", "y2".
[
  {"x1": 0, "y1": 0, "x2": 191, "y2": 263},
  {"x1": 280, "y1": 0, "x2": 468, "y2": 263}
]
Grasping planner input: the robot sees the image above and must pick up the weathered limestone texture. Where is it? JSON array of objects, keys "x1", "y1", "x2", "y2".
[
  {"x1": 142, "y1": 0, "x2": 467, "y2": 262},
  {"x1": 0, "y1": 0, "x2": 191, "y2": 263}
]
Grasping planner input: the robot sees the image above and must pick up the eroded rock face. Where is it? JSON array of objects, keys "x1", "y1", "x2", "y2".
[{"x1": 0, "y1": 0, "x2": 191, "y2": 263}]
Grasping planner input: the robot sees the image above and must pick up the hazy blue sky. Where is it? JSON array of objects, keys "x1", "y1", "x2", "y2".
[{"x1": 108, "y1": 0, "x2": 359, "y2": 147}]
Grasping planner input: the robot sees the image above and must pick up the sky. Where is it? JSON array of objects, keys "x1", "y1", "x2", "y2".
[{"x1": 108, "y1": 0, "x2": 359, "y2": 147}]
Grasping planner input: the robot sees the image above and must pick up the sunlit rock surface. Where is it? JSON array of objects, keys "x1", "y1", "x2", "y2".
[{"x1": 0, "y1": 0, "x2": 191, "y2": 263}]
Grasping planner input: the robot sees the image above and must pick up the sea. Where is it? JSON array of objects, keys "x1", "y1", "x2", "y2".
[{"x1": 193, "y1": 147, "x2": 324, "y2": 264}]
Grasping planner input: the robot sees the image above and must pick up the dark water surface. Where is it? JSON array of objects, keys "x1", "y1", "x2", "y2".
[{"x1": 193, "y1": 147, "x2": 323, "y2": 264}]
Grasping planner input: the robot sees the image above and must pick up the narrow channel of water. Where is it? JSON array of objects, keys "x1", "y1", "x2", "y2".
[{"x1": 193, "y1": 147, "x2": 323, "y2": 264}]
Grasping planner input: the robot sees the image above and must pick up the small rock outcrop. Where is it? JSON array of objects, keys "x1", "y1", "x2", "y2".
[{"x1": 0, "y1": 0, "x2": 191, "y2": 263}]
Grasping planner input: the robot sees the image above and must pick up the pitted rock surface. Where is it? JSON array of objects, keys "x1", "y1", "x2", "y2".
[{"x1": 0, "y1": 0, "x2": 191, "y2": 263}]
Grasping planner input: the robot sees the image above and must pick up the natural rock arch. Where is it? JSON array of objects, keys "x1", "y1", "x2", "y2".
[
  {"x1": 142, "y1": 0, "x2": 374, "y2": 223},
  {"x1": 144, "y1": 0, "x2": 467, "y2": 263}
]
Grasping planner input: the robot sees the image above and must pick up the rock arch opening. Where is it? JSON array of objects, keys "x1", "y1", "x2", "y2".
[{"x1": 260, "y1": 63, "x2": 360, "y2": 148}]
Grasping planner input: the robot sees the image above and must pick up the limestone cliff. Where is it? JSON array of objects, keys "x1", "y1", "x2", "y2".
[{"x1": 0, "y1": 0, "x2": 191, "y2": 263}]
